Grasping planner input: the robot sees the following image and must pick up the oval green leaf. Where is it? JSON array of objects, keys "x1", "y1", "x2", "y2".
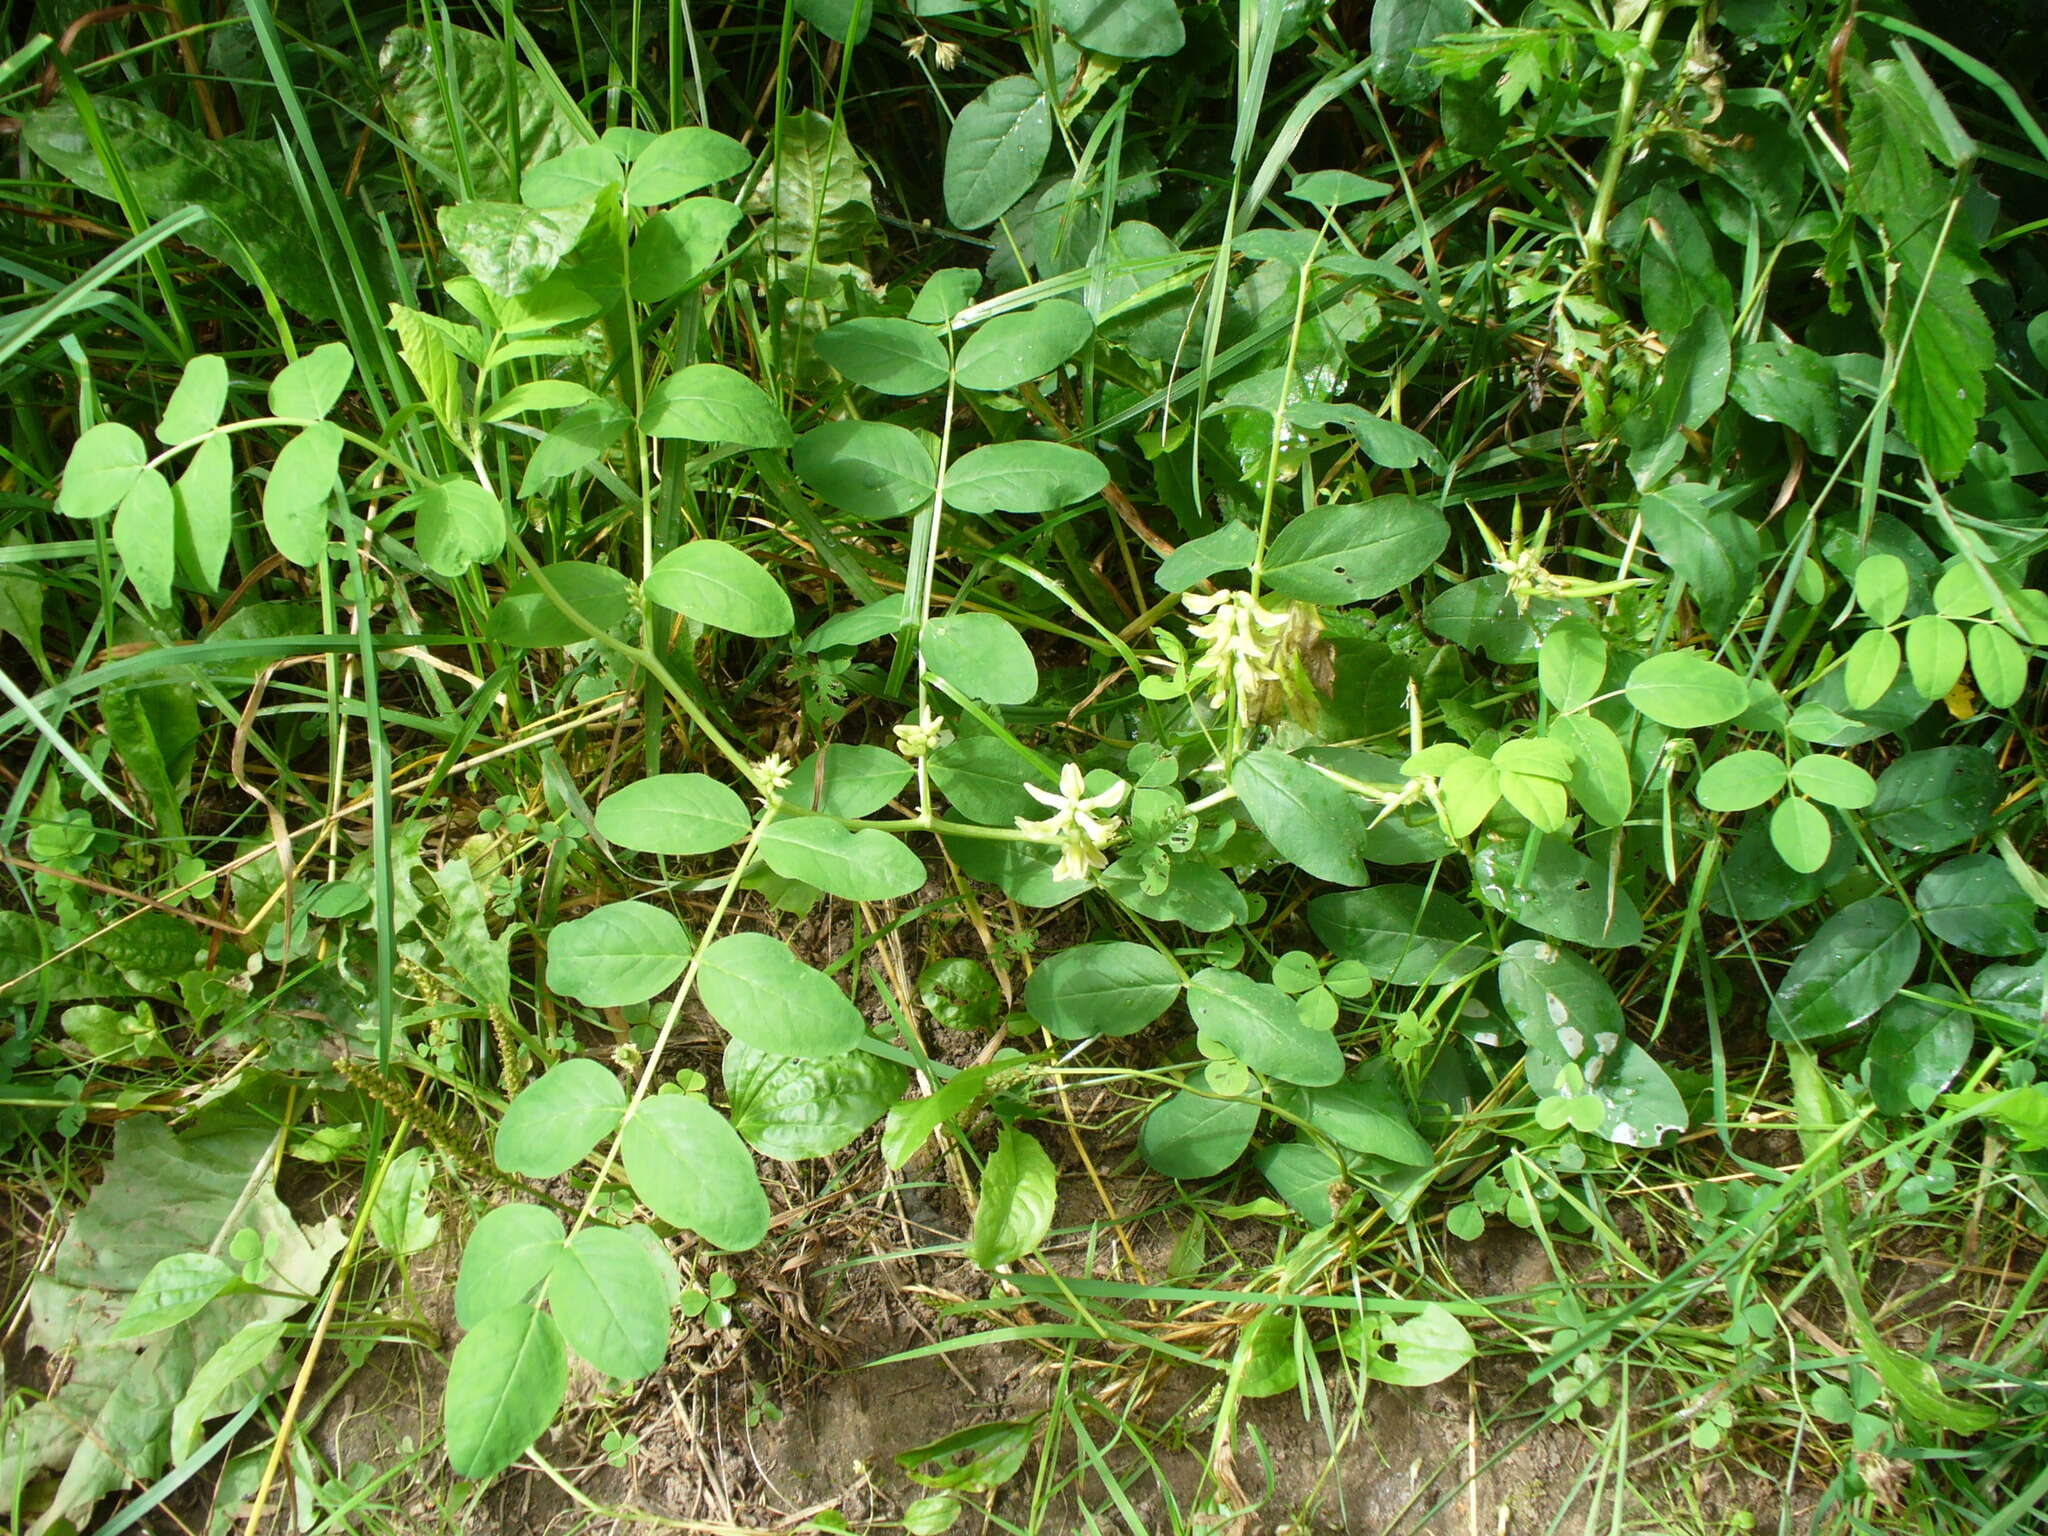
[{"x1": 545, "y1": 899, "x2": 692, "y2": 1007}]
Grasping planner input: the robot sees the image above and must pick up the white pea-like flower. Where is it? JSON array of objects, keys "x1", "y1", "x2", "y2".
[
  {"x1": 1016, "y1": 764, "x2": 1128, "y2": 883},
  {"x1": 892, "y1": 707, "x2": 949, "y2": 760},
  {"x1": 1181, "y1": 588, "x2": 1318, "y2": 726}
]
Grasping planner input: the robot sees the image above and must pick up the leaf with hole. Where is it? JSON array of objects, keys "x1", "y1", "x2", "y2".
[{"x1": 545, "y1": 900, "x2": 692, "y2": 1007}]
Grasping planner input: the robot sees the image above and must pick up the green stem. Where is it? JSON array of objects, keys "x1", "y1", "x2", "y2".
[{"x1": 1582, "y1": 2, "x2": 1673, "y2": 281}]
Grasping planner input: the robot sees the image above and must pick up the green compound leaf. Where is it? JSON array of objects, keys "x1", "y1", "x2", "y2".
[
  {"x1": 922, "y1": 612, "x2": 1039, "y2": 704},
  {"x1": 695, "y1": 931, "x2": 866, "y2": 1057},
  {"x1": 954, "y1": 300, "x2": 1094, "y2": 390},
  {"x1": 1231, "y1": 749, "x2": 1372, "y2": 886},
  {"x1": 114, "y1": 468, "x2": 177, "y2": 609},
  {"x1": 1261, "y1": 497, "x2": 1449, "y2": 606},
  {"x1": 620, "y1": 1094, "x2": 770, "y2": 1251},
  {"x1": 455, "y1": 1204, "x2": 564, "y2": 1328},
  {"x1": 494, "y1": 1059, "x2": 626, "y2": 1177},
  {"x1": 1767, "y1": 897, "x2": 1920, "y2": 1042},
  {"x1": 547, "y1": 1225, "x2": 673, "y2": 1381},
  {"x1": 757, "y1": 818, "x2": 927, "y2": 902},
  {"x1": 625, "y1": 126, "x2": 751, "y2": 206},
  {"x1": 407, "y1": 477, "x2": 504, "y2": 578},
  {"x1": 544, "y1": 899, "x2": 692, "y2": 1007},
  {"x1": 943, "y1": 76, "x2": 1051, "y2": 230},
  {"x1": 1185, "y1": 967, "x2": 1343, "y2": 1087},
  {"x1": 445, "y1": 1304, "x2": 568, "y2": 1480},
  {"x1": 1138, "y1": 1087, "x2": 1259, "y2": 1178},
  {"x1": 596, "y1": 773, "x2": 751, "y2": 856},
  {"x1": 794, "y1": 420, "x2": 937, "y2": 520},
  {"x1": 944, "y1": 441, "x2": 1110, "y2": 515},
  {"x1": 643, "y1": 539, "x2": 794, "y2": 637},
  {"x1": 787, "y1": 744, "x2": 914, "y2": 817},
  {"x1": 641, "y1": 364, "x2": 793, "y2": 449},
  {"x1": 1695, "y1": 750, "x2": 1787, "y2": 813},
  {"x1": 725, "y1": 1038, "x2": 906, "y2": 1161},
  {"x1": 485, "y1": 561, "x2": 634, "y2": 649},
  {"x1": 60, "y1": 422, "x2": 149, "y2": 521},
  {"x1": 157, "y1": 353, "x2": 229, "y2": 444},
  {"x1": 968, "y1": 1127, "x2": 1057, "y2": 1269},
  {"x1": 816, "y1": 317, "x2": 950, "y2": 395},
  {"x1": 1023, "y1": 942, "x2": 1182, "y2": 1040},
  {"x1": 262, "y1": 422, "x2": 343, "y2": 567},
  {"x1": 1622, "y1": 651, "x2": 1749, "y2": 728}
]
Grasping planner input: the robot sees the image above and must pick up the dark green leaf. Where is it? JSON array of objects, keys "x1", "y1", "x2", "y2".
[
  {"x1": 1768, "y1": 897, "x2": 1920, "y2": 1042},
  {"x1": 1231, "y1": 750, "x2": 1371, "y2": 886},
  {"x1": 1262, "y1": 498, "x2": 1449, "y2": 606},
  {"x1": 943, "y1": 77, "x2": 1051, "y2": 230},
  {"x1": 1138, "y1": 1087, "x2": 1259, "y2": 1177}
]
